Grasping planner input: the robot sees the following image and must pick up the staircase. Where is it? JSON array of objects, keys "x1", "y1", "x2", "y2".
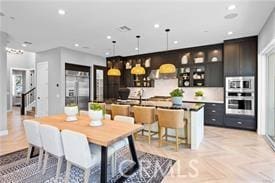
[{"x1": 21, "y1": 88, "x2": 36, "y2": 116}]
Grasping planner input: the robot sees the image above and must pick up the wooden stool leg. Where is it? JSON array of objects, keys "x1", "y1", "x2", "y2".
[
  {"x1": 159, "y1": 127, "x2": 163, "y2": 147},
  {"x1": 165, "y1": 128, "x2": 168, "y2": 141},
  {"x1": 148, "y1": 124, "x2": 151, "y2": 144},
  {"x1": 176, "y1": 128, "x2": 179, "y2": 151}
]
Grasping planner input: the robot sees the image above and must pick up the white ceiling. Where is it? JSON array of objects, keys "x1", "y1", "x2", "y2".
[{"x1": 1, "y1": 0, "x2": 275, "y2": 57}]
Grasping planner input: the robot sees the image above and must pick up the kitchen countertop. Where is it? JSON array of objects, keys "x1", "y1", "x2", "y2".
[
  {"x1": 182, "y1": 99, "x2": 224, "y2": 104},
  {"x1": 128, "y1": 97, "x2": 224, "y2": 104},
  {"x1": 105, "y1": 99, "x2": 205, "y2": 112}
]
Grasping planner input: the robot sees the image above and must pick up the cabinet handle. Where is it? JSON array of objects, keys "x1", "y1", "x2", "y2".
[
  {"x1": 212, "y1": 104, "x2": 216, "y2": 106},
  {"x1": 212, "y1": 118, "x2": 216, "y2": 121},
  {"x1": 212, "y1": 110, "x2": 216, "y2": 113},
  {"x1": 237, "y1": 121, "x2": 242, "y2": 125}
]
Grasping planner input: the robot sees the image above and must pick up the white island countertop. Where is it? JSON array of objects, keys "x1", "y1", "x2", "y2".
[{"x1": 183, "y1": 98, "x2": 224, "y2": 104}]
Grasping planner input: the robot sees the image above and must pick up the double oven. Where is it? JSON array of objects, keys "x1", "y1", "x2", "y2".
[{"x1": 225, "y1": 76, "x2": 255, "y2": 116}]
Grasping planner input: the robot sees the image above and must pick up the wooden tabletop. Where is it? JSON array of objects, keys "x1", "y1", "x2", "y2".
[{"x1": 35, "y1": 114, "x2": 143, "y2": 147}]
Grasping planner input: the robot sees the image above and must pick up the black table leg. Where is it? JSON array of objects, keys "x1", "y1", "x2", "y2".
[
  {"x1": 30, "y1": 146, "x2": 36, "y2": 158},
  {"x1": 113, "y1": 135, "x2": 140, "y2": 182},
  {"x1": 128, "y1": 135, "x2": 139, "y2": 170},
  {"x1": 101, "y1": 146, "x2": 108, "y2": 183}
]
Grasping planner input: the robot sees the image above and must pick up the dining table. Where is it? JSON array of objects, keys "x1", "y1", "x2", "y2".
[{"x1": 35, "y1": 113, "x2": 143, "y2": 183}]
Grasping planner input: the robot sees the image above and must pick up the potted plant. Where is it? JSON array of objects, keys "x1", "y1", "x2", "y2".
[
  {"x1": 195, "y1": 90, "x2": 204, "y2": 100},
  {"x1": 64, "y1": 103, "x2": 79, "y2": 122},
  {"x1": 170, "y1": 88, "x2": 184, "y2": 105},
  {"x1": 88, "y1": 103, "x2": 105, "y2": 127}
]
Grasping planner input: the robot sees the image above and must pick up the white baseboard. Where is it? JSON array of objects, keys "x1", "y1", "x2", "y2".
[{"x1": 0, "y1": 130, "x2": 8, "y2": 136}]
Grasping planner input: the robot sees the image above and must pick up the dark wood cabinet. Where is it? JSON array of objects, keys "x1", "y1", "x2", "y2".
[
  {"x1": 224, "y1": 36, "x2": 257, "y2": 76},
  {"x1": 205, "y1": 62, "x2": 223, "y2": 87},
  {"x1": 224, "y1": 43, "x2": 240, "y2": 76},
  {"x1": 239, "y1": 40, "x2": 257, "y2": 76},
  {"x1": 204, "y1": 103, "x2": 224, "y2": 126},
  {"x1": 224, "y1": 116, "x2": 256, "y2": 130}
]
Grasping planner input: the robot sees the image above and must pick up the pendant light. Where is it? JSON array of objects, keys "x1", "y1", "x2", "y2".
[
  {"x1": 107, "y1": 41, "x2": 121, "y2": 77},
  {"x1": 159, "y1": 29, "x2": 176, "y2": 74},
  {"x1": 131, "y1": 35, "x2": 145, "y2": 75}
]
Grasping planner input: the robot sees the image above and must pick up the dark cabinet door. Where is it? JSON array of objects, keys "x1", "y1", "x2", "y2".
[
  {"x1": 224, "y1": 42, "x2": 240, "y2": 76},
  {"x1": 205, "y1": 63, "x2": 223, "y2": 87},
  {"x1": 239, "y1": 40, "x2": 257, "y2": 76}
]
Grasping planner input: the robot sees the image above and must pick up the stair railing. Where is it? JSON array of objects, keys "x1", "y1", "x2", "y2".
[{"x1": 21, "y1": 87, "x2": 36, "y2": 115}]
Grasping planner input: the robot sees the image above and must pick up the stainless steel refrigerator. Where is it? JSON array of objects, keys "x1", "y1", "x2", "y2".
[{"x1": 65, "y1": 70, "x2": 90, "y2": 110}]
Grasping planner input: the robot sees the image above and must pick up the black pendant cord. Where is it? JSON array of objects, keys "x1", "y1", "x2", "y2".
[
  {"x1": 136, "y1": 35, "x2": 140, "y2": 55},
  {"x1": 112, "y1": 41, "x2": 116, "y2": 56},
  {"x1": 165, "y1": 29, "x2": 170, "y2": 51}
]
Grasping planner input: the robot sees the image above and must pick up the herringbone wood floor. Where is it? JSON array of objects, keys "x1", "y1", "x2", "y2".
[{"x1": 1, "y1": 107, "x2": 275, "y2": 182}]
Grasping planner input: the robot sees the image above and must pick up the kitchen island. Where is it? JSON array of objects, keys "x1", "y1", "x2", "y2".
[{"x1": 104, "y1": 100, "x2": 205, "y2": 150}]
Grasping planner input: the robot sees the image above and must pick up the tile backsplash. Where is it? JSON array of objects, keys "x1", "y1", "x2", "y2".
[{"x1": 129, "y1": 79, "x2": 224, "y2": 101}]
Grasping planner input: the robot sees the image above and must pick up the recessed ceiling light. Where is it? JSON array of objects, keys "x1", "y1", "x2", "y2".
[
  {"x1": 22, "y1": 43, "x2": 27, "y2": 47},
  {"x1": 173, "y1": 40, "x2": 178, "y2": 44},
  {"x1": 228, "y1": 31, "x2": 233, "y2": 35},
  {"x1": 106, "y1": 36, "x2": 111, "y2": 39},
  {"x1": 227, "y1": 4, "x2": 236, "y2": 10},
  {"x1": 58, "y1": 9, "x2": 66, "y2": 15},
  {"x1": 74, "y1": 43, "x2": 79, "y2": 47},
  {"x1": 224, "y1": 13, "x2": 238, "y2": 19},
  {"x1": 105, "y1": 52, "x2": 110, "y2": 56},
  {"x1": 135, "y1": 47, "x2": 139, "y2": 51},
  {"x1": 154, "y1": 24, "x2": 160, "y2": 28}
]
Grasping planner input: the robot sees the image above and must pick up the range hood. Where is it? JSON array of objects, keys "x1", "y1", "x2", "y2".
[{"x1": 149, "y1": 69, "x2": 177, "y2": 80}]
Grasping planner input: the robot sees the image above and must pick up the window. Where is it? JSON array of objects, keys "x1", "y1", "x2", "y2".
[{"x1": 13, "y1": 75, "x2": 23, "y2": 96}]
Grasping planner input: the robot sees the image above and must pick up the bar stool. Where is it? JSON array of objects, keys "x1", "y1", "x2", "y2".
[
  {"x1": 133, "y1": 106, "x2": 158, "y2": 144},
  {"x1": 111, "y1": 104, "x2": 130, "y2": 119},
  {"x1": 157, "y1": 108, "x2": 187, "y2": 151}
]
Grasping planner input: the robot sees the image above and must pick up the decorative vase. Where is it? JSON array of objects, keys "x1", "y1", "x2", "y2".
[
  {"x1": 64, "y1": 106, "x2": 78, "y2": 122},
  {"x1": 88, "y1": 110, "x2": 103, "y2": 127},
  {"x1": 196, "y1": 96, "x2": 203, "y2": 100},
  {"x1": 171, "y1": 97, "x2": 182, "y2": 105}
]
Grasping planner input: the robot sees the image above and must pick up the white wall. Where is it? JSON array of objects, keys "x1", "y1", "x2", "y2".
[
  {"x1": 60, "y1": 47, "x2": 106, "y2": 108},
  {"x1": 0, "y1": 31, "x2": 8, "y2": 136},
  {"x1": 129, "y1": 79, "x2": 224, "y2": 102},
  {"x1": 36, "y1": 47, "x2": 105, "y2": 115},
  {"x1": 7, "y1": 51, "x2": 35, "y2": 111},
  {"x1": 258, "y1": 8, "x2": 275, "y2": 53},
  {"x1": 257, "y1": 8, "x2": 275, "y2": 135}
]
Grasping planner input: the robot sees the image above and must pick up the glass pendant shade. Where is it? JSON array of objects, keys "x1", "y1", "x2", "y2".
[
  {"x1": 107, "y1": 68, "x2": 121, "y2": 76},
  {"x1": 131, "y1": 64, "x2": 145, "y2": 75},
  {"x1": 159, "y1": 64, "x2": 176, "y2": 74}
]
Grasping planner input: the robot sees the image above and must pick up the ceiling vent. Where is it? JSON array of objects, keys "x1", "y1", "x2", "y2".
[
  {"x1": 23, "y1": 41, "x2": 32, "y2": 45},
  {"x1": 224, "y1": 13, "x2": 238, "y2": 19},
  {"x1": 118, "y1": 26, "x2": 131, "y2": 32}
]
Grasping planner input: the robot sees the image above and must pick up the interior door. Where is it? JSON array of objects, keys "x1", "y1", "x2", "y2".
[
  {"x1": 36, "y1": 62, "x2": 48, "y2": 117},
  {"x1": 267, "y1": 52, "x2": 275, "y2": 141}
]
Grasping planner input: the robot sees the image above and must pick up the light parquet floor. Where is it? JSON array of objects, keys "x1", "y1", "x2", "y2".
[{"x1": 1, "y1": 107, "x2": 275, "y2": 182}]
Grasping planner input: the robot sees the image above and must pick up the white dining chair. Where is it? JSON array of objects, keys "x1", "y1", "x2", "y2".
[
  {"x1": 23, "y1": 120, "x2": 44, "y2": 169},
  {"x1": 61, "y1": 129, "x2": 102, "y2": 183},
  {"x1": 40, "y1": 124, "x2": 64, "y2": 178},
  {"x1": 110, "y1": 115, "x2": 135, "y2": 175}
]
